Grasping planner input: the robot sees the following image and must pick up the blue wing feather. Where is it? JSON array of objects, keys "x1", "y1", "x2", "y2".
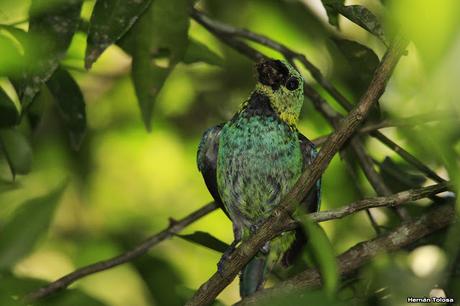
[
  {"x1": 197, "y1": 123, "x2": 229, "y2": 217},
  {"x1": 281, "y1": 132, "x2": 321, "y2": 266}
]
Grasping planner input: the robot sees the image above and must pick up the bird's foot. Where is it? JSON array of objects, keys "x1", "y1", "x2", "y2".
[
  {"x1": 217, "y1": 242, "x2": 238, "y2": 276},
  {"x1": 260, "y1": 241, "x2": 270, "y2": 255},
  {"x1": 217, "y1": 253, "x2": 230, "y2": 276}
]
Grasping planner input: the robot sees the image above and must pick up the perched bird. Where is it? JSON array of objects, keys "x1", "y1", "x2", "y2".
[{"x1": 197, "y1": 59, "x2": 321, "y2": 297}]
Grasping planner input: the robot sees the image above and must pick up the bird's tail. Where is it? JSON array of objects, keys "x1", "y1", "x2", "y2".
[
  {"x1": 239, "y1": 253, "x2": 266, "y2": 297},
  {"x1": 239, "y1": 232, "x2": 297, "y2": 297}
]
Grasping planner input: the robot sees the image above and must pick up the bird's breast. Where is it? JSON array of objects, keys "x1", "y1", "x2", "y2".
[{"x1": 217, "y1": 114, "x2": 302, "y2": 226}]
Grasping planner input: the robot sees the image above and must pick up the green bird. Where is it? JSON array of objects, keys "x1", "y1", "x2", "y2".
[{"x1": 197, "y1": 59, "x2": 321, "y2": 297}]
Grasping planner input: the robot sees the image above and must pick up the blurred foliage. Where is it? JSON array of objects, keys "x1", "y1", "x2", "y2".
[{"x1": 0, "y1": 0, "x2": 459, "y2": 305}]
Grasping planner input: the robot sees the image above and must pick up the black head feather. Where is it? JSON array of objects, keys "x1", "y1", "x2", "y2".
[{"x1": 256, "y1": 60, "x2": 289, "y2": 90}]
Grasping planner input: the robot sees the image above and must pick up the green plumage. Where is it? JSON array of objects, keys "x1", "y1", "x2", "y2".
[
  {"x1": 197, "y1": 59, "x2": 321, "y2": 297},
  {"x1": 217, "y1": 114, "x2": 303, "y2": 224}
]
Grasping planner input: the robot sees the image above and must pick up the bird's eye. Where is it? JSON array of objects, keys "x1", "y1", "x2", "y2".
[{"x1": 286, "y1": 77, "x2": 299, "y2": 91}]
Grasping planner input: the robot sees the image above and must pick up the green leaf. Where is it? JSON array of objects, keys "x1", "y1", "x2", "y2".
[
  {"x1": 332, "y1": 38, "x2": 380, "y2": 94},
  {"x1": 183, "y1": 39, "x2": 223, "y2": 66},
  {"x1": 85, "y1": 0, "x2": 152, "y2": 69},
  {"x1": 17, "y1": 0, "x2": 82, "y2": 107},
  {"x1": 127, "y1": 0, "x2": 190, "y2": 130},
  {"x1": 0, "y1": 88, "x2": 19, "y2": 128},
  {"x1": 0, "y1": 32, "x2": 24, "y2": 77},
  {"x1": 321, "y1": 0, "x2": 345, "y2": 27},
  {"x1": 380, "y1": 157, "x2": 427, "y2": 192},
  {"x1": 132, "y1": 255, "x2": 185, "y2": 306},
  {"x1": 0, "y1": 27, "x2": 36, "y2": 89},
  {"x1": 26, "y1": 84, "x2": 50, "y2": 130},
  {"x1": 46, "y1": 67, "x2": 86, "y2": 150},
  {"x1": 299, "y1": 217, "x2": 338, "y2": 296},
  {"x1": 176, "y1": 231, "x2": 229, "y2": 253},
  {"x1": 0, "y1": 182, "x2": 66, "y2": 270},
  {"x1": 321, "y1": 2, "x2": 385, "y2": 41},
  {"x1": 0, "y1": 129, "x2": 32, "y2": 178},
  {"x1": 337, "y1": 5, "x2": 385, "y2": 42}
]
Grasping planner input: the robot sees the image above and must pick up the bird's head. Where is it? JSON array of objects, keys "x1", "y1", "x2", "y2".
[{"x1": 254, "y1": 59, "x2": 304, "y2": 126}]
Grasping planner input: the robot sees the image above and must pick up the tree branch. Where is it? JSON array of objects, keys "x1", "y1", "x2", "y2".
[
  {"x1": 24, "y1": 202, "x2": 218, "y2": 301},
  {"x1": 306, "y1": 182, "x2": 448, "y2": 223},
  {"x1": 238, "y1": 203, "x2": 456, "y2": 305},
  {"x1": 349, "y1": 137, "x2": 411, "y2": 220},
  {"x1": 185, "y1": 32, "x2": 409, "y2": 305}
]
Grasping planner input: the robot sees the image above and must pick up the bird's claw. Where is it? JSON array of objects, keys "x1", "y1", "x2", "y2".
[
  {"x1": 217, "y1": 247, "x2": 234, "y2": 276},
  {"x1": 260, "y1": 241, "x2": 270, "y2": 255},
  {"x1": 217, "y1": 255, "x2": 228, "y2": 276}
]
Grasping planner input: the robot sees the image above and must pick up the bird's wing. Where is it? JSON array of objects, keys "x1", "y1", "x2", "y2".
[
  {"x1": 197, "y1": 123, "x2": 229, "y2": 217},
  {"x1": 298, "y1": 132, "x2": 321, "y2": 213},
  {"x1": 281, "y1": 132, "x2": 322, "y2": 266}
]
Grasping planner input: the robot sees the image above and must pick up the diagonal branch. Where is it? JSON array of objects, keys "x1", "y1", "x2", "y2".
[
  {"x1": 237, "y1": 203, "x2": 456, "y2": 305},
  {"x1": 349, "y1": 137, "x2": 411, "y2": 220},
  {"x1": 185, "y1": 33, "x2": 409, "y2": 306},
  {"x1": 24, "y1": 202, "x2": 218, "y2": 301}
]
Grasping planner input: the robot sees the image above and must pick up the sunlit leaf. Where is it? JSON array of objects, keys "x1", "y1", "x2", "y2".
[
  {"x1": 85, "y1": 0, "x2": 152, "y2": 69},
  {"x1": 299, "y1": 217, "x2": 338, "y2": 296},
  {"x1": 183, "y1": 39, "x2": 223, "y2": 66},
  {"x1": 0, "y1": 128, "x2": 32, "y2": 178},
  {"x1": 0, "y1": 87, "x2": 19, "y2": 128},
  {"x1": 0, "y1": 182, "x2": 66, "y2": 270},
  {"x1": 0, "y1": 26, "x2": 35, "y2": 87},
  {"x1": 0, "y1": 33, "x2": 23, "y2": 77},
  {"x1": 390, "y1": 0, "x2": 460, "y2": 69},
  {"x1": 127, "y1": 0, "x2": 190, "y2": 130},
  {"x1": 321, "y1": 0, "x2": 345, "y2": 28},
  {"x1": 177, "y1": 231, "x2": 229, "y2": 253},
  {"x1": 17, "y1": 0, "x2": 82, "y2": 107},
  {"x1": 46, "y1": 67, "x2": 86, "y2": 150}
]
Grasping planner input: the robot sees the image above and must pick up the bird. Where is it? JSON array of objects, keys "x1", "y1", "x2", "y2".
[{"x1": 197, "y1": 59, "x2": 321, "y2": 297}]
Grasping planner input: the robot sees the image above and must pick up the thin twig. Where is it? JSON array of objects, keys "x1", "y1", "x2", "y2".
[
  {"x1": 338, "y1": 147, "x2": 382, "y2": 234},
  {"x1": 185, "y1": 34, "x2": 409, "y2": 306},
  {"x1": 237, "y1": 203, "x2": 456, "y2": 305},
  {"x1": 370, "y1": 131, "x2": 445, "y2": 182},
  {"x1": 24, "y1": 202, "x2": 218, "y2": 301},
  {"x1": 306, "y1": 182, "x2": 448, "y2": 223},
  {"x1": 349, "y1": 137, "x2": 411, "y2": 220}
]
